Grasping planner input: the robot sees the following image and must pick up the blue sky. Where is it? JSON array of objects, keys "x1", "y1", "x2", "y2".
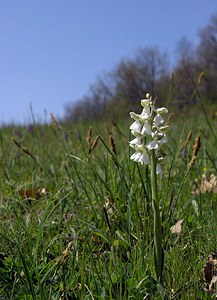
[{"x1": 0, "y1": 1, "x2": 217, "y2": 124}]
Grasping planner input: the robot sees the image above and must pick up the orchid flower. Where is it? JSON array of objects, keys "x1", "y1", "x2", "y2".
[{"x1": 129, "y1": 93, "x2": 169, "y2": 175}]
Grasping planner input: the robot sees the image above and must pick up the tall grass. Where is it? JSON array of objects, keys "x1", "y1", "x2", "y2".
[{"x1": 0, "y1": 104, "x2": 217, "y2": 299}]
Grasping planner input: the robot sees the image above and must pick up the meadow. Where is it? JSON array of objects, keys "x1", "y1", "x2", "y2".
[{"x1": 0, "y1": 101, "x2": 217, "y2": 299}]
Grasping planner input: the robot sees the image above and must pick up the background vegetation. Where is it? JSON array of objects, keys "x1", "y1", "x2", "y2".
[{"x1": 64, "y1": 13, "x2": 217, "y2": 124}]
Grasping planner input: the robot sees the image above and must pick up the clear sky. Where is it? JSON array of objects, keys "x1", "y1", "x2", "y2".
[{"x1": 1, "y1": 1, "x2": 217, "y2": 124}]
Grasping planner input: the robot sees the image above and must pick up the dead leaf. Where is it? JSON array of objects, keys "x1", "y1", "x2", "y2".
[
  {"x1": 19, "y1": 187, "x2": 47, "y2": 200},
  {"x1": 209, "y1": 276, "x2": 217, "y2": 291},
  {"x1": 170, "y1": 219, "x2": 184, "y2": 234},
  {"x1": 192, "y1": 174, "x2": 217, "y2": 194},
  {"x1": 204, "y1": 253, "x2": 217, "y2": 292},
  {"x1": 104, "y1": 197, "x2": 114, "y2": 216}
]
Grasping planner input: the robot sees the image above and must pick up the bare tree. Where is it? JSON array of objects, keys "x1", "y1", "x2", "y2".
[
  {"x1": 197, "y1": 13, "x2": 217, "y2": 101},
  {"x1": 172, "y1": 37, "x2": 198, "y2": 108},
  {"x1": 63, "y1": 47, "x2": 170, "y2": 122},
  {"x1": 64, "y1": 74, "x2": 113, "y2": 122},
  {"x1": 111, "y1": 47, "x2": 169, "y2": 112},
  {"x1": 135, "y1": 47, "x2": 169, "y2": 99}
]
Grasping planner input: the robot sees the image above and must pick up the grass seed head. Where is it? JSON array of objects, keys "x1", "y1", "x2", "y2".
[
  {"x1": 193, "y1": 135, "x2": 201, "y2": 157},
  {"x1": 89, "y1": 135, "x2": 100, "y2": 155},
  {"x1": 86, "y1": 127, "x2": 92, "y2": 147},
  {"x1": 50, "y1": 113, "x2": 59, "y2": 129},
  {"x1": 12, "y1": 137, "x2": 35, "y2": 160},
  {"x1": 63, "y1": 241, "x2": 74, "y2": 259},
  {"x1": 188, "y1": 133, "x2": 201, "y2": 171},
  {"x1": 109, "y1": 134, "x2": 116, "y2": 155}
]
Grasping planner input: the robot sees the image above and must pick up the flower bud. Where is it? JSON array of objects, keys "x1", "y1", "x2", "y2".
[
  {"x1": 159, "y1": 125, "x2": 170, "y2": 132},
  {"x1": 141, "y1": 99, "x2": 150, "y2": 107},
  {"x1": 129, "y1": 112, "x2": 141, "y2": 121},
  {"x1": 156, "y1": 107, "x2": 168, "y2": 115},
  {"x1": 131, "y1": 130, "x2": 143, "y2": 138}
]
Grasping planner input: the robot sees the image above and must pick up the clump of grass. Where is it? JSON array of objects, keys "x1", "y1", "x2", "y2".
[{"x1": 0, "y1": 102, "x2": 216, "y2": 298}]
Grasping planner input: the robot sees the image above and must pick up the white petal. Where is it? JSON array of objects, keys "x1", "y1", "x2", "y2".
[
  {"x1": 153, "y1": 114, "x2": 164, "y2": 126},
  {"x1": 129, "y1": 137, "x2": 141, "y2": 145},
  {"x1": 130, "y1": 120, "x2": 141, "y2": 131},
  {"x1": 158, "y1": 134, "x2": 168, "y2": 145},
  {"x1": 156, "y1": 164, "x2": 163, "y2": 175},
  {"x1": 130, "y1": 152, "x2": 137, "y2": 161},
  {"x1": 141, "y1": 99, "x2": 150, "y2": 107},
  {"x1": 141, "y1": 106, "x2": 151, "y2": 119},
  {"x1": 131, "y1": 130, "x2": 143, "y2": 138},
  {"x1": 141, "y1": 123, "x2": 152, "y2": 135},
  {"x1": 159, "y1": 125, "x2": 169, "y2": 132},
  {"x1": 138, "y1": 152, "x2": 150, "y2": 164},
  {"x1": 130, "y1": 152, "x2": 141, "y2": 162},
  {"x1": 147, "y1": 140, "x2": 158, "y2": 150},
  {"x1": 137, "y1": 144, "x2": 146, "y2": 151},
  {"x1": 156, "y1": 107, "x2": 168, "y2": 115},
  {"x1": 129, "y1": 112, "x2": 141, "y2": 121},
  {"x1": 129, "y1": 143, "x2": 136, "y2": 150},
  {"x1": 129, "y1": 138, "x2": 141, "y2": 149}
]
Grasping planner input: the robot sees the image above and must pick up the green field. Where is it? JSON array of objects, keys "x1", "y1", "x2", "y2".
[{"x1": 0, "y1": 102, "x2": 217, "y2": 299}]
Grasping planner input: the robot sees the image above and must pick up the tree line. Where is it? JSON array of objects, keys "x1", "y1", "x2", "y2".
[{"x1": 63, "y1": 13, "x2": 217, "y2": 122}]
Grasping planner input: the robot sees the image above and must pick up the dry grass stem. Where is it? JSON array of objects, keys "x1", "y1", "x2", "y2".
[{"x1": 179, "y1": 129, "x2": 193, "y2": 153}]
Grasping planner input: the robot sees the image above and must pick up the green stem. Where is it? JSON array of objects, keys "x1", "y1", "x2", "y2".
[{"x1": 150, "y1": 150, "x2": 163, "y2": 283}]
